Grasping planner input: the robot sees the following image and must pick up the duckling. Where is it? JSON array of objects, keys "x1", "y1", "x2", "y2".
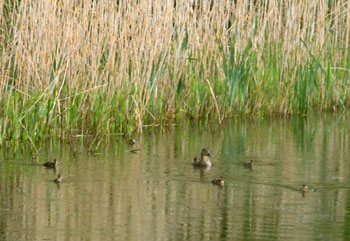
[
  {"x1": 128, "y1": 139, "x2": 136, "y2": 145},
  {"x1": 54, "y1": 174, "x2": 62, "y2": 184},
  {"x1": 300, "y1": 184, "x2": 308, "y2": 197},
  {"x1": 300, "y1": 184, "x2": 308, "y2": 192},
  {"x1": 43, "y1": 159, "x2": 57, "y2": 168},
  {"x1": 192, "y1": 148, "x2": 212, "y2": 167},
  {"x1": 212, "y1": 176, "x2": 224, "y2": 186},
  {"x1": 243, "y1": 160, "x2": 253, "y2": 169}
]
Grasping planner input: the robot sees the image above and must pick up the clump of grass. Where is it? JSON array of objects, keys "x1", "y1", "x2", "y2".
[{"x1": 0, "y1": 0, "x2": 350, "y2": 144}]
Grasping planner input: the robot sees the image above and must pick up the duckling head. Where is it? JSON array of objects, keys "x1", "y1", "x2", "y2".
[
  {"x1": 201, "y1": 148, "x2": 212, "y2": 158},
  {"x1": 219, "y1": 176, "x2": 224, "y2": 185}
]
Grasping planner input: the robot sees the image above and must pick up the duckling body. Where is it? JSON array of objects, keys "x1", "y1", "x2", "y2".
[
  {"x1": 243, "y1": 160, "x2": 253, "y2": 169},
  {"x1": 212, "y1": 176, "x2": 224, "y2": 186},
  {"x1": 43, "y1": 159, "x2": 57, "y2": 168},
  {"x1": 54, "y1": 174, "x2": 62, "y2": 184},
  {"x1": 192, "y1": 148, "x2": 212, "y2": 167}
]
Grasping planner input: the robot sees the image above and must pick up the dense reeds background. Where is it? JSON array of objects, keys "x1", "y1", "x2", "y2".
[{"x1": 0, "y1": 0, "x2": 350, "y2": 144}]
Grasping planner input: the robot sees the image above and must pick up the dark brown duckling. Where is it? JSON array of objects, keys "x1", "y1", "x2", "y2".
[
  {"x1": 243, "y1": 160, "x2": 253, "y2": 169},
  {"x1": 212, "y1": 176, "x2": 224, "y2": 186},
  {"x1": 54, "y1": 174, "x2": 62, "y2": 184},
  {"x1": 128, "y1": 139, "x2": 136, "y2": 145},
  {"x1": 43, "y1": 159, "x2": 57, "y2": 168}
]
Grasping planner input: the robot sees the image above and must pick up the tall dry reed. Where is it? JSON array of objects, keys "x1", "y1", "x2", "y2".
[{"x1": 0, "y1": 0, "x2": 349, "y2": 144}]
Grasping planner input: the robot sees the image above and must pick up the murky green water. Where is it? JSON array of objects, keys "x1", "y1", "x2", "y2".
[{"x1": 1, "y1": 116, "x2": 350, "y2": 241}]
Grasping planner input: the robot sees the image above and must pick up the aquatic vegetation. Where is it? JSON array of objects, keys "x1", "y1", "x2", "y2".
[{"x1": 0, "y1": 1, "x2": 350, "y2": 144}]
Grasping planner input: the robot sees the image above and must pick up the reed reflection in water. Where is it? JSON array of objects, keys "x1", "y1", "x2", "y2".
[{"x1": 1, "y1": 115, "x2": 350, "y2": 240}]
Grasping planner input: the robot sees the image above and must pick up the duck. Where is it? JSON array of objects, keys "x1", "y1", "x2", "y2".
[
  {"x1": 243, "y1": 160, "x2": 253, "y2": 169},
  {"x1": 43, "y1": 159, "x2": 57, "y2": 168},
  {"x1": 192, "y1": 148, "x2": 212, "y2": 167},
  {"x1": 212, "y1": 176, "x2": 224, "y2": 186},
  {"x1": 54, "y1": 174, "x2": 62, "y2": 184}
]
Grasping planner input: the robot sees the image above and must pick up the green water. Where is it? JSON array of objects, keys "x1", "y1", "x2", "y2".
[{"x1": 1, "y1": 116, "x2": 350, "y2": 241}]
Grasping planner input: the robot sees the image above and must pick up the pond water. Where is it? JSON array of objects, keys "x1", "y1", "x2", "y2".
[{"x1": 1, "y1": 115, "x2": 350, "y2": 241}]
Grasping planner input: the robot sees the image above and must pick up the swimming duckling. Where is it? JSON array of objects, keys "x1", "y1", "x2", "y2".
[
  {"x1": 54, "y1": 174, "x2": 62, "y2": 184},
  {"x1": 43, "y1": 159, "x2": 57, "y2": 168},
  {"x1": 192, "y1": 148, "x2": 212, "y2": 167},
  {"x1": 300, "y1": 184, "x2": 308, "y2": 197},
  {"x1": 300, "y1": 184, "x2": 308, "y2": 192},
  {"x1": 243, "y1": 160, "x2": 253, "y2": 169},
  {"x1": 212, "y1": 176, "x2": 224, "y2": 186},
  {"x1": 128, "y1": 139, "x2": 136, "y2": 145}
]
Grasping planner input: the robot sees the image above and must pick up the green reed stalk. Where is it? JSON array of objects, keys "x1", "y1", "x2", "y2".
[{"x1": 0, "y1": 0, "x2": 349, "y2": 144}]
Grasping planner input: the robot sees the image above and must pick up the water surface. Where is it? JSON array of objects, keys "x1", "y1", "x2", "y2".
[{"x1": 1, "y1": 115, "x2": 350, "y2": 240}]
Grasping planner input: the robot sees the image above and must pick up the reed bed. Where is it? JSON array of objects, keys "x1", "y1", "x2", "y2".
[{"x1": 0, "y1": 0, "x2": 350, "y2": 144}]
